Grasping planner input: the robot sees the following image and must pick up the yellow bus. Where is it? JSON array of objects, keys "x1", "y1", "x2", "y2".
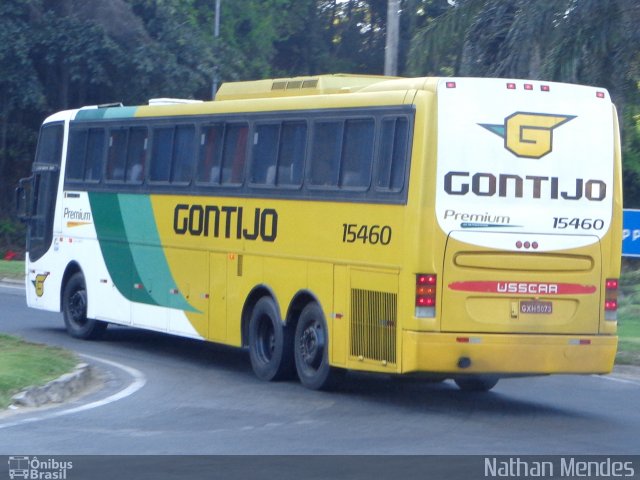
[{"x1": 17, "y1": 74, "x2": 622, "y2": 391}]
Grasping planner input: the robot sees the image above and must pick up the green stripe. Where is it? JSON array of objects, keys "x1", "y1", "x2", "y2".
[
  {"x1": 118, "y1": 194, "x2": 197, "y2": 312},
  {"x1": 89, "y1": 192, "x2": 154, "y2": 305},
  {"x1": 75, "y1": 106, "x2": 138, "y2": 121},
  {"x1": 88, "y1": 192, "x2": 197, "y2": 312}
]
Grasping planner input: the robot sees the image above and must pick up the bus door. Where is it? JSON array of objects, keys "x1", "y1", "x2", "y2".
[{"x1": 17, "y1": 123, "x2": 64, "y2": 262}]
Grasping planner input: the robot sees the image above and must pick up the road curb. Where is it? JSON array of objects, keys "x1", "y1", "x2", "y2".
[
  {"x1": 612, "y1": 364, "x2": 640, "y2": 379},
  {"x1": 10, "y1": 363, "x2": 93, "y2": 408}
]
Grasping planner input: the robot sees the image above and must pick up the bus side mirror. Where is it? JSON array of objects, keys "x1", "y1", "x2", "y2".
[{"x1": 15, "y1": 176, "x2": 33, "y2": 223}]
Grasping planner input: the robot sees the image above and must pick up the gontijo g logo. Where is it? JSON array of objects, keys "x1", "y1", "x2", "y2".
[{"x1": 480, "y1": 112, "x2": 575, "y2": 159}]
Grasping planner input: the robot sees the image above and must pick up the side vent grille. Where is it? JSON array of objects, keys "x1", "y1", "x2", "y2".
[{"x1": 350, "y1": 289, "x2": 397, "y2": 364}]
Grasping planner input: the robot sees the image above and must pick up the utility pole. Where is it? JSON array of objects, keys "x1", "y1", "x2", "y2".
[
  {"x1": 384, "y1": 0, "x2": 400, "y2": 76},
  {"x1": 211, "y1": 0, "x2": 221, "y2": 99}
]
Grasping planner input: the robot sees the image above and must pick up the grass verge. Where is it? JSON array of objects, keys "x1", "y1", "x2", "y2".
[
  {"x1": 0, "y1": 334, "x2": 77, "y2": 409},
  {"x1": 0, "y1": 260, "x2": 24, "y2": 281}
]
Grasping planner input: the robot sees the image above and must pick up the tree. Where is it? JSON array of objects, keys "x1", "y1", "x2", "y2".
[{"x1": 0, "y1": 0, "x2": 45, "y2": 214}]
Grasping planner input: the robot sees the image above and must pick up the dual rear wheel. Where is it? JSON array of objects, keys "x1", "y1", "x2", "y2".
[{"x1": 248, "y1": 297, "x2": 340, "y2": 390}]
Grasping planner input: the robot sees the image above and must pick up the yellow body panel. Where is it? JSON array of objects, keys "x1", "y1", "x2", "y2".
[{"x1": 403, "y1": 331, "x2": 618, "y2": 375}]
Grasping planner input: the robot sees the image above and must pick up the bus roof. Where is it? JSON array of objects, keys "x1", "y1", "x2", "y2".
[
  {"x1": 214, "y1": 73, "x2": 400, "y2": 100},
  {"x1": 67, "y1": 75, "x2": 610, "y2": 123}
]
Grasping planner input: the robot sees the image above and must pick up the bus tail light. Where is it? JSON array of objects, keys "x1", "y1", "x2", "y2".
[
  {"x1": 416, "y1": 274, "x2": 436, "y2": 318},
  {"x1": 605, "y1": 278, "x2": 618, "y2": 321}
]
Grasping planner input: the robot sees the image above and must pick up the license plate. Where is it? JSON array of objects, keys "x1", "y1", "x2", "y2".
[{"x1": 520, "y1": 300, "x2": 552, "y2": 314}]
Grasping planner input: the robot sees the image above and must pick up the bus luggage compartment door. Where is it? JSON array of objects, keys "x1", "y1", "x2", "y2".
[{"x1": 440, "y1": 232, "x2": 602, "y2": 335}]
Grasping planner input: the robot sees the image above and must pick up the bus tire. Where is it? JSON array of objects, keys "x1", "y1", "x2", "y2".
[
  {"x1": 454, "y1": 375, "x2": 499, "y2": 392},
  {"x1": 62, "y1": 272, "x2": 107, "y2": 340},
  {"x1": 294, "y1": 302, "x2": 342, "y2": 390},
  {"x1": 248, "y1": 296, "x2": 294, "y2": 382}
]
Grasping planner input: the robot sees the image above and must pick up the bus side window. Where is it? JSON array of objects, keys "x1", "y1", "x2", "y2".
[
  {"x1": 309, "y1": 121, "x2": 341, "y2": 187},
  {"x1": 340, "y1": 118, "x2": 373, "y2": 189},
  {"x1": 221, "y1": 123, "x2": 248, "y2": 186},
  {"x1": 106, "y1": 128, "x2": 127, "y2": 182},
  {"x1": 150, "y1": 127, "x2": 173, "y2": 182},
  {"x1": 125, "y1": 127, "x2": 147, "y2": 184},
  {"x1": 251, "y1": 124, "x2": 279, "y2": 186},
  {"x1": 376, "y1": 117, "x2": 409, "y2": 192},
  {"x1": 251, "y1": 121, "x2": 306, "y2": 187},
  {"x1": 66, "y1": 130, "x2": 88, "y2": 181},
  {"x1": 171, "y1": 125, "x2": 196, "y2": 184},
  {"x1": 85, "y1": 129, "x2": 105, "y2": 182},
  {"x1": 278, "y1": 121, "x2": 306, "y2": 186},
  {"x1": 197, "y1": 124, "x2": 224, "y2": 184}
]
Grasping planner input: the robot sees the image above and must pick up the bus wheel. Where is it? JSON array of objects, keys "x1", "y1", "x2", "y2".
[
  {"x1": 454, "y1": 375, "x2": 499, "y2": 392},
  {"x1": 294, "y1": 303, "x2": 342, "y2": 390},
  {"x1": 62, "y1": 272, "x2": 107, "y2": 340},
  {"x1": 248, "y1": 296, "x2": 294, "y2": 381}
]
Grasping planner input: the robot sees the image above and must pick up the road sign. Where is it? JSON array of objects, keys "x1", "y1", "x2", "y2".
[{"x1": 623, "y1": 209, "x2": 640, "y2": 257}]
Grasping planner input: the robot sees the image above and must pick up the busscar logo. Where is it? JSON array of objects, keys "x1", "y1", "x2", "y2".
[{"x1": 480, "y1": 112, "x2": 575, "y2": 159}]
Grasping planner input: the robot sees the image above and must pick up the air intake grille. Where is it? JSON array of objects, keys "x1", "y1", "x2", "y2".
[{"x1": 350, "y1": 289, "x2": 397, "y2": 364}]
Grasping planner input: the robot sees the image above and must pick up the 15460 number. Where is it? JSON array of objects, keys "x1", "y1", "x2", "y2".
[
  {"x1": 552, "y1": 217, "x2": 604, "y2": 230},
  {"x1": 342, "y1": 224, "x2": 392, "y2": 245}
]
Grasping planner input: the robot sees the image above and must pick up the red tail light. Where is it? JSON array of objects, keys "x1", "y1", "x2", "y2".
[
  {"x1": 605, "y1": 278, "x2": 618, "y2": 320},
  {"x1": 416, "y1": 274, "x2": 436, "y2": 318},
  {"x1": 606, "y1": 279, "x2": 619, "y2": 289}
]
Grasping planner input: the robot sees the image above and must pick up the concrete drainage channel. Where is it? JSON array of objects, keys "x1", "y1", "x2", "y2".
[{"x1": 11, "y1": 363, "x2": 93, "y2": 408}]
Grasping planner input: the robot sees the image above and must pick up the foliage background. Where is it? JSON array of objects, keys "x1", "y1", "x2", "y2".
[{"x1": 1, "y1": 0, "x2": 639, "y2": 254}]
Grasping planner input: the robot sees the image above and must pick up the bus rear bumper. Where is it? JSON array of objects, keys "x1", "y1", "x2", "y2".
[{"x1": 402, "y1": 331, "x2": 618, "y2": 375}]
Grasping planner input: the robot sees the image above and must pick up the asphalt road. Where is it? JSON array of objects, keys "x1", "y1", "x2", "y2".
[{"x1": 1, "y1": 284, "x2": 640, "y2": 455}]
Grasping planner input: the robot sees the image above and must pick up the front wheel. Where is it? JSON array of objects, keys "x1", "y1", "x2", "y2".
[
  {"x1": 62, "y1": 272, "x2": 107, "y2": 340},
  {"x1": 294, "y1": 303, "x2": 342, "y2": 390}
]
